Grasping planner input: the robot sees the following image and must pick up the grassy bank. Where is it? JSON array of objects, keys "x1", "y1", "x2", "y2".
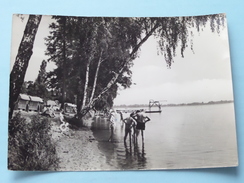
[{"x1": 8, "y1": 112, "x2": 60, "y2": 171}]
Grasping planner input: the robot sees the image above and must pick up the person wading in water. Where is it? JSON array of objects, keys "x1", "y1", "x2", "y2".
[
  {"x1": 118, "y1": 111, "x2": 124, "y2": 128},
  {"x1": 123, "y1": 113, "x2": 136, "y2": 145},
  {"x1": 108, "y1": 109, "x2": 116, "y2": 142},
  {"x1": 131, "y1": 110, "x2": 150, "y2": 142}
]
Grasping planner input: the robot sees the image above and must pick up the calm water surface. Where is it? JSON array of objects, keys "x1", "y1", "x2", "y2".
[{"x1": 86, "y1": 103, "x2": 238, "y2": 170}]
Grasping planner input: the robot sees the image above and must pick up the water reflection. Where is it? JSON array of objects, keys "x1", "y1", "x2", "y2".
[
  {"x1": 124, "y1": 138, "x2": 147, "y2": 169},
  {"x1": 90, "y1": 116, "x2": 148, "y2": 170},
  {"x1": 88, "y1": 104, "x2": 237, "y2": 170}
]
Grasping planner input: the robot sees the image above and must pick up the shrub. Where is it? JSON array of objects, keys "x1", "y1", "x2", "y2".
[{"x1": 8, "y1": 112, "x2": 59, "y2": 170}]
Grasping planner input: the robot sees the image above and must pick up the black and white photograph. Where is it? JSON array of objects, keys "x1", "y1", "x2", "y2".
[{"x1": 8, "y1": 13, "x2": 238, "y2": 171}]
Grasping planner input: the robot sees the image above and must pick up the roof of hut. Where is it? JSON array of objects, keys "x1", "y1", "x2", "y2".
[
  {"x1": 19, "y1": 94, "x2": 30, "y2": 101},
  {"x1": 29, "y1": 96, "x2": 43, "y2": 103}
]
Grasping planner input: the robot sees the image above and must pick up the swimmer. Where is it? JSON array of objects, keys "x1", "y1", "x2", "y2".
[
  {"x1": 123, "y1": 114, "x2": 136, "y2": 142},
  {"x1": 131, "y1": 110, "x2": 150, "y2": 141},
  {"x1": 108, "y1": 109, "x2": 116, "y2": 142}
]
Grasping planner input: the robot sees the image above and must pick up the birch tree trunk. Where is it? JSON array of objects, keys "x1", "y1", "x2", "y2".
[
  {"x1": 82, "y1": 22, "x2": 160, "y2": 113},
  {"x1": 81, "y1": 60, "x2": 90, "y2": 109},
  {"x1": 88, "y1": 49, "x2": 103, "y2": 104},
  {"x1": 9, "y1": 15, "x2": 42, "y2": 119},
  {"x1": 81, "y1": 20, "x2": 100, "y2": 110}
]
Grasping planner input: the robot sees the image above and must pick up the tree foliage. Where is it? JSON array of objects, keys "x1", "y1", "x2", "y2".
[
  {"x1": 45, "y1": 16, "x2": 140, "y2": 115},
  {"x1": 10, "y1": 14, "x2": 225, "y2": 119},
  {"x1": 44, "y1": 14, "x2": 225, "y2": 117},
  {"x1": 21, "y1": 60, "x2": 50, "y2": 100}
]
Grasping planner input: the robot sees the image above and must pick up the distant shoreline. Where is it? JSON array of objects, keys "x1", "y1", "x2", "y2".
[{"x1": 114, "y1": 100, "x2": 234, "y2": 108}]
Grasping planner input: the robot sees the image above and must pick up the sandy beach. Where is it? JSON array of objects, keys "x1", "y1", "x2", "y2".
[{"x1": 50, "y1": 119, "x2": 111, "y2": 171}]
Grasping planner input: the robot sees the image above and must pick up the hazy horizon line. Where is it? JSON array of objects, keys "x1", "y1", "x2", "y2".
[{"x1": 114, "y1": 99, "x2": 234, "y2": 107}]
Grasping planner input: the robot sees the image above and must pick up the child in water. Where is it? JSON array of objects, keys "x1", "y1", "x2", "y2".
[
  {"x1": 108, "y1": 110, "x2": 116, "y2": 142},
  {"x1": 123, "y1": 113, "x2": 136, "y2": 142}
]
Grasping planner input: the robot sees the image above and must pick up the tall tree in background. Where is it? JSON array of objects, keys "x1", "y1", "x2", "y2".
[
  {"x1": 45, "y1": 17, "x2": 136, "y2": 115},
  {"x1": 45, "y1": 16, "x2": 85, "y2": 107},
  {"x1": 45, "y1": 16, "x2": 69, "y2": 108},
  {"x1": 44, "y1": 14, "x2": 225, "y2": 119},
  {"x1": 84, "y1": 15, "x2": 226, "y2": 113},
  {"x1": 25, "y1": 60, "x2": 49, "y2": 99},
  {"x1": 9, "y1": 15, "x2": 42, "y2": 119}
]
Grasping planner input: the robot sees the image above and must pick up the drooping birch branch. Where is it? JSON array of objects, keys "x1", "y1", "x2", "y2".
[{"x1": 85, "y1": 22, "x2": 160, "y2": 109}]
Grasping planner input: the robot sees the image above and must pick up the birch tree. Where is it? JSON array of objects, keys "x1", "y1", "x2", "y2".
[
  {"x1": 44, "y1": 14, "x2": 225, "y2": 118},
  {"x1": 81, "y1": 14, "x2": 225, "y2": 115}
]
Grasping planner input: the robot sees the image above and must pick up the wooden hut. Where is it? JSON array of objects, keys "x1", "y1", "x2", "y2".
[
  {"x1": 28, "y1": 96, "x2": 44, "y2": 112},
  {"x1": 16, "y1": 94, "x2": 30, "y2": 111}
]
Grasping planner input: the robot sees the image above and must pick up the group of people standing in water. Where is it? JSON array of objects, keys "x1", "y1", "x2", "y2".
[{"x1": 107, "y1": 109, "x2": 151, "y2": 143}]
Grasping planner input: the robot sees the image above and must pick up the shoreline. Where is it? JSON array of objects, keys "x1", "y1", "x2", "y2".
[{"x1": 50, "y1": 119, "x2": 111, "y2": 171}]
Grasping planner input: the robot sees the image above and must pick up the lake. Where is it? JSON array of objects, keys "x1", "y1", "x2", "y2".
[{"x1": 87, "y1": 103, "x2": 238, "y2": 170}]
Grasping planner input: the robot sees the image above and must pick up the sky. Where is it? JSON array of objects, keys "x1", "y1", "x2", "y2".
[
  {"x1": 10, "y1": 15, "x2": 55, "y2": 78},
  {"x1": 10, "y1": 14, "x2": 234, "y2": 105},
  {"x1": 114, "y1": 27, "x2": 234, "y2": 105}
]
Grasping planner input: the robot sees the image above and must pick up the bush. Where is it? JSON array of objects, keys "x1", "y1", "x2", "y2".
[{"x1": 8, "y1": 112, "x2": 59, "y2": 170}]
